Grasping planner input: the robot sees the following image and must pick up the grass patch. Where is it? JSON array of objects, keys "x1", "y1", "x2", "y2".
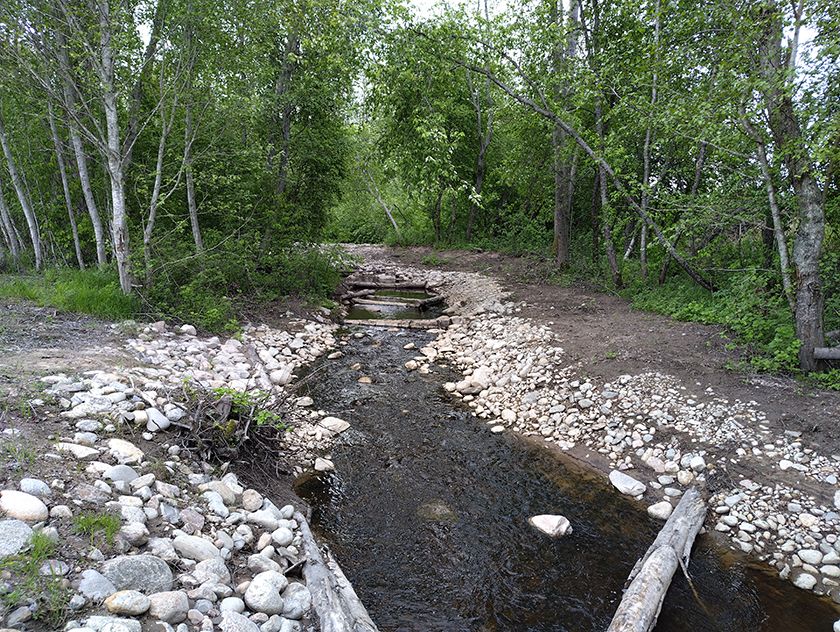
[
  {"x1": 0, "y1": 269, "x2": 137, "y2": 320},
  {"x1": 72, "y1": 511, "x2": 121, "y2": 546},
  {"x1": 0, "y1": 438, "x2": 37, "y2": 469},
  {"x1": 0, "y1": 532, "x2": 69, "y2": 627}
]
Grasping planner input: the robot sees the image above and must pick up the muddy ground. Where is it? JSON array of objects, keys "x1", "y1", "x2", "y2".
[{"x1": 353, "y1": 245, "x2": 840, "y2": 458}]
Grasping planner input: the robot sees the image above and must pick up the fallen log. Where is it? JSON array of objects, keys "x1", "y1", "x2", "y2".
[
  {"x1": 814, "y1": 347, "x2": 840, "y2": 361},
  {"x1": 342, "y1": 289, "x2": 376, "y2": 300},
  {"x1": 606, "y1": 487, "x2": 706, "y2": 632},
  {"x1": 294, "y1": 511, "x2": 379, "y2": 632}
]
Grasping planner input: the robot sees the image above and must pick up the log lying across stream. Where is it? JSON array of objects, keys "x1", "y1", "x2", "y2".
[
  {"x1": 606, "y1": 487, "x2": 706, "y2": 632},
  {"x1": 294, "y1": 511, "x2": 379, "y2": 632}
]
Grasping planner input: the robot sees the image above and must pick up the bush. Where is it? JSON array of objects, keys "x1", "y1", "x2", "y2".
[{"x1": 143, "y1": 238, "x2": 348, "y2": 332}]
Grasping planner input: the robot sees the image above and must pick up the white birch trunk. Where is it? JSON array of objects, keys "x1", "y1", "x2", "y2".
[
  {"x1": 48, "y1": 102, "x2": 85, "y2": 269},
  {"x1": 0, "y1": 114, "x2": 43, "y2": 270}
]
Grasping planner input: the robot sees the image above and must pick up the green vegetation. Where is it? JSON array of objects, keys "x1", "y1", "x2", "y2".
[
  {"x1": 0, "y1": 0, "x2": 835, "y2": 377},
  {"x1": 0, "y1": 532, "x2": 69, "y2": 627},
  {"x1": 0, "y1": 437, "x2": 37, "y2": 469},
  {"x1": 0, "y1": 269, "x2": 137, "y2": 319},
  {"x1": 72, "y1": 511, "x2": 121, "y2": 547},
  {"x1": 210, "y1": 387, "x2": 287, "y2": 430}
]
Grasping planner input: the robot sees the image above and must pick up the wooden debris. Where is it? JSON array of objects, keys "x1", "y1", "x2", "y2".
[
  {"x1": 294, "y1": 511, "x2": 379, "y2": 632},
  {"x1": 606, "y1": 487, "x2": 706, "y2": 632}
]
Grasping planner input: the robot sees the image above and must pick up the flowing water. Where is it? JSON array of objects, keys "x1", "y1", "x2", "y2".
[{"x1": 296, "y1": 325, "x2": 840, "y2": 631}]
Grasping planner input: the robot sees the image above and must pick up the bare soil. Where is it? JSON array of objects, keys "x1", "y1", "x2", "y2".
[{"x1": 354, "y1": 245, "x2": 840, "y2": 459}]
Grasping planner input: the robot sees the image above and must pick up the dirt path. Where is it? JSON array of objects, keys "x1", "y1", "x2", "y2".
[{"x1": 355, "y1": 245, "x2": 840, "y2": 455}]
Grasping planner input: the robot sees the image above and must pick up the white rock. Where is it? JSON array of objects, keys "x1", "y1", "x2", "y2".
[
  {"x1": 319, "y1": 417, "x2": 350, "y2": 434},
  {"x1": 173, "y1": 534, "x2": 220, "y2": 561},
  {"x1": 107, "y1": 439, "x2": 144, "y2": 464},
  {"x1": 528, "y1": 514, "x2": 572, "y2": 538},
  {"x1": 689, "y1": 456, "x2": 706, "y2": 472},
  {"x1": 647, "y1": 501, "x2": 673, "y2": 521},
  {"x1": 0, "y1": 519, "x2": 33, "y2": 557},
  {"x1": 145, "y1": 408, "x2": 171, "y2": 432},
  {"x1": 792, "y1": 572, "x2": 817, "y2": 590},
  {"x1": 314, "y1": 458, "x2": 334, "y2": 472},
  {"x1": 244, "y1": 570, "x2": 288, "y2": 615},
  {"x1": 0, "y1": 490, "x2": 49, "y2": 522},
  {"x1": 104, "y1": 590, "x2": 150, "y2": 615},
  {"x1": 56, "y1": 442, "x2": 99, "y2": 459},
  {"x1": 609, "y1": 470, "x2": 646, "y2": 496}
]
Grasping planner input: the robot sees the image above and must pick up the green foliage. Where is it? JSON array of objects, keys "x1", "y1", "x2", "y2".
[
  {"x1": 0, "y1": 270, "x2": 138, "y2": 320},
  {"x1": 144, "y1": 241, "x2": 345, "y2": 332},
  {"x1": 210, "y1": 387, "x2": 286, "y2": 429},
  {"x1": 420, "y1": 252, "x2": 447, "y2": 266},
  {"x1": 627, "y1": 269, "x2": 803, "y2": 375},
  {"x1": 0, "y1": 532, "x2": 69, "y2": 627},
  {"x1": 72, "y1": 511, "x2": 121, "y2": 546}
]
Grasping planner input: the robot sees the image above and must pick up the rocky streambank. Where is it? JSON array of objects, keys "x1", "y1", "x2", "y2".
[
  {"x1": 0, "y1": 313, "x2": 366, "y2": 632},
  {"x1": 342, "y1": 251, "x2": 840, "y2": 612}
]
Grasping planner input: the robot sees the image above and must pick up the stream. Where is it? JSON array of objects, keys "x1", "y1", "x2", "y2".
[{"x1": 295, "y1": 324, "x2": 840, "y2": 631}]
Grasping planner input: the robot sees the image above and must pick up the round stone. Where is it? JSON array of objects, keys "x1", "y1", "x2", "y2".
[
  {"x1": 0, "y1": 490, "x2": 49, "y2": 522},
  {"x1": 104, "y1": 590, "x2": 150, "y2": 615}
]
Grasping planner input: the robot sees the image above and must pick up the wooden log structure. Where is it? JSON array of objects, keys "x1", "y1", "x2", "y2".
[
  {"x1": 606, "y1": 487, "x2": 706, "y2": 632},
  {"x1": 417, "y1": 294, "x2": 444, "y2": 309},
  {"x1": 294, "y1": 511, "x2": 379, "y2": 632},
  {"x1": 814, "y1": 347, "x2": 840, "y2": 361},
  {"x1": 348, "y1": 281, "x2": 428, "y2": 291},
  {"x1": 353, "y1": 297, "x2": 423, "y2": 307},
  {"x1": 344, "y1": 317, "x2": 450, "y2": 330}
]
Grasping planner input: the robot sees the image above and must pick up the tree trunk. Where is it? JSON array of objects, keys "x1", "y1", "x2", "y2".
[
  {"x1": 0, "y1": 180, "x2": 21, "y2": 269},
  {"x1": 432, "y1": 185, "x2": 444, "y2": 243},
  {"x1": 274, "y1": 34, "x2": 299, "y2": 197},
  {"x1": 144, "y1": 96, "x2": 177, "y2": 285},
  {"x1": 58, "y1": 28, "x2": 107, "y2": 267},
  {"x1": 606, "y1": 487, "x2": 706, "y2": 632},
  {"x1": 550, "y1": 0, "x2": 579, "y2": 267},
  {"x1": 595, "y1": 101, "x2": 622, "y2": 288},
  {"x1": 184, "y1": 99, "x2": 204, "y2": 253},
  {"x1": 757, "y1": 3, "x2": 825, "y2": 371},
  {"x1": 98, "y1": 0, "x2": 131, "y2": 294},
  {"x1": 47, "y1": 102, "x2": 84, "y2": 269},
  {"x1": 0, "y1": 113, "x2": 42, "y2": 270},
  {"x1": 364, "y1": 168, "x2": 401, "y2": 239},
  {"x1": 590, "y1": 166, "x2": 600, "y2": 262}
]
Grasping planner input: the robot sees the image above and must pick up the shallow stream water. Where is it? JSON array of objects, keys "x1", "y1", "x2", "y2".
[{"x1": 296, "y1": 326, "x2": 840, "y2": 631}]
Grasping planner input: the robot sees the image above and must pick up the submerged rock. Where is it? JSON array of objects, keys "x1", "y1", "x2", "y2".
[{"x1": 416, "y1": 500, "x2": 458, "y2": 523}]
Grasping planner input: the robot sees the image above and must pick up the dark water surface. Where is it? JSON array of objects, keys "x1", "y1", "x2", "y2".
[{"x1": 296, "y1": 327, "x2": 840, "y2": 631}]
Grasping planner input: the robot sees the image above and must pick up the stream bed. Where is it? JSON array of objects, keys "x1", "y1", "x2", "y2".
[{"x1": 296, "y1": 326, "x2": 840, "y2": 631}]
